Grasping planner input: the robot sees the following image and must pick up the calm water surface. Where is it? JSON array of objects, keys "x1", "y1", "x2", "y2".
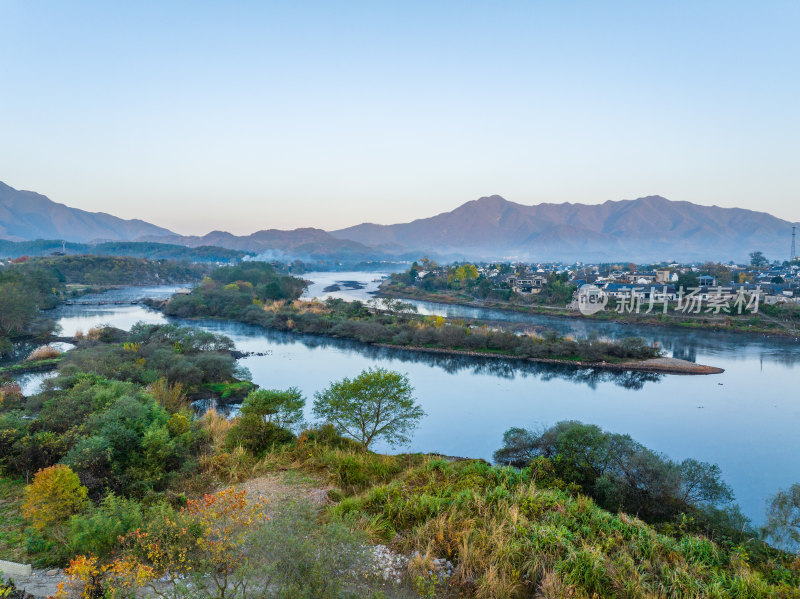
[{"x1": 25, "y1": 275, "x2": 800, "y2": 524}]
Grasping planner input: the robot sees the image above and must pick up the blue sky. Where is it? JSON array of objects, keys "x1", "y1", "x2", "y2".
[{"x1": 1, "y1": 1, "x2": 798, "y2": 234}]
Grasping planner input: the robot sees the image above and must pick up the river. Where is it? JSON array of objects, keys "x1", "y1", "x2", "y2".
[{"x1": 18, "y1": 274, "x2": 800, "y2": 524}]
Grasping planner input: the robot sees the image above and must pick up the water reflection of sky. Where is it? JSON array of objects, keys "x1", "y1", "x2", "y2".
[
  {"x1": 301, "y1": 270, "x2": 391, "y2": 302},
  {"x1": 27, "y1": 277, "x2": 800, "y2": 525}
]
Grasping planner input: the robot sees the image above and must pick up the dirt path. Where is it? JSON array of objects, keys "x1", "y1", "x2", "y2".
[
  {"x1": 234, "y1": 470, "x2": 332, "y2": 511},
  {"x1": 9, "y1": 471, "x2": 332, "y2": 599}
]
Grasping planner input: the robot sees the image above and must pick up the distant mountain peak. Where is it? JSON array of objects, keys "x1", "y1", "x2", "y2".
[
  {"x1": 332, "y1": 194, "x2": 795, "y2": 262},
  {"x1": 471, "y1": 194, "x2": 511, "y2": 204},
  {"x1": 457, "y1": 194, "x2": 515, "y2": 210}
]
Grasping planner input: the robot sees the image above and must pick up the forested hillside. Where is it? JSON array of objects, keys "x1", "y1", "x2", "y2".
[{"x1": 0, "y1": 239, "x2": 248, "y2": 262}]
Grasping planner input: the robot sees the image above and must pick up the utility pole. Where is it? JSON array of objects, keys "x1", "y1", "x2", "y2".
[{"x1": 793, "y1": 225, "x2": 797, "y2": 262}]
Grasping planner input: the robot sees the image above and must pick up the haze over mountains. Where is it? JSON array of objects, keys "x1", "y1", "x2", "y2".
[
  {"x1": 1, "y1": 181, "x2": 795, "y2": 262},
  {"x1": 137, "y1": 229, "x2": 383, "y2": 262}
]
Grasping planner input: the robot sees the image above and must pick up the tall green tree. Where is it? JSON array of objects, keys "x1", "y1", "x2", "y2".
[{"x1": 312, "y1": 368, "x2": 425, "y2": 451}]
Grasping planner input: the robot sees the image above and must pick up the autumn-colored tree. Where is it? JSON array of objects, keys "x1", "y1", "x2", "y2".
[
  {"x1": 448, "y1": 263, "x2": 479, "y2": 285},
  {"x1": 128, "y1": 488, "x2": 263, "y2": 598},
  {"x1": 0, "y1": 382, "x2": 23, "y2": 410},
  {"x1": 53, "y1": 553, "x2": 150, "y2": 599},
  {"x1": 56, "y1": 488, "x2": 264, "y2": 599},
  {"x1": 22, "y1": 464, "x2": 89, "y2": 531}
]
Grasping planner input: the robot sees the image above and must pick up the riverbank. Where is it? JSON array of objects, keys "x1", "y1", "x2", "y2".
[
  {"x1": 0, "y1": 357, "x2": 61, "y2": 377},
  {"x1": 378, "y1": 283, "x2": 800, "y2": 338}
]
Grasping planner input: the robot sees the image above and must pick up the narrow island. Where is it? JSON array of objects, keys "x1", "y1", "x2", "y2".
[{"x1": 152, "y1": 263, "x2": 723, "y2": 375}]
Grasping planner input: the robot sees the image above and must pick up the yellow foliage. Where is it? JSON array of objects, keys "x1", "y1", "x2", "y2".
[
  {"x1": 54, "y1": 552, "x2": 154, "y2": 599},
  {"x1": 22, "y1": 465, "x2": 89, "y2": 531},
  {"x1": 168, "y1": 412, "x2": 191, "y2": 436},
  {"x1": 424, "y1": 315, "x2": 446, "y2": 328},
  {"x1": 202, "y1": 408, "x2": 233, "y2": 451},
  {"x1": 262, "y1": 299, "x2": 286, "y2": 313},
  {"x1": 291, "y1": 299, "x2": 327, "y2": 314},
  {"x1": 148, "y1": 378, "x2": 187, "y2": 413},
  {"x1": 56, "y1": 488, "x2": 267, "y2": 598},
  {"x1": 122, "y1": 342, "x2": 141, "y2": 354}
]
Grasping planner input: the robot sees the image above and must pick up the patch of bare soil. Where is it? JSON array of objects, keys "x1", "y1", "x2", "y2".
[
  {"x1": 630, "y1": 357, "x2": 725, "y2": 374},
  {"x1": 235, "y1": 471, "x2": 332, "y2": 514}
]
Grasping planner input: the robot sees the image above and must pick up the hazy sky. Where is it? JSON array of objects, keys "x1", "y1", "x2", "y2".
[{"x1": 1, "y1": 1, "x2": 798, "y2": 235}]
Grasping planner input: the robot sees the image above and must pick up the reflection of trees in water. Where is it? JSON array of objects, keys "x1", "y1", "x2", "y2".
[
  {"x1": 761, "y1": 349, "x2": 800, "y2": 367},
  {"x1": 671, "y1": 344, "x2": 697, "y2": 363},
  {"x1": 638, "y1": 332, "x2": 800, "y2": 366},
  {"x1": 2, "y1": 340, "x2": 38, "y2": 366},
  {"x1": 177, "y1": 314, "x2": 800, "y2": 386},
  {"x1": 536, "y1": 368, "x2": 660, "y2": 390},
  {"x1": 238, "y1": 325, "x2": 663, "y2": 390}
]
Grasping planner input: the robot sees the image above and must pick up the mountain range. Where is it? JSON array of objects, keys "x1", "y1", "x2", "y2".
[
  {"x1": 0, "y1": 180, "x2": 795, "y2": 262},
  {"x1": 332, "y1": 195, "x2": 796, "y2": 262},
  {"x1": 0, "y1": 181, "x2": 172, "y2": 243}
]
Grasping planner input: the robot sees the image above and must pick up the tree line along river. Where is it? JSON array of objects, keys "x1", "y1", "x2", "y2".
[{"x1": 14, "y1": 272, "x2": 800, "y2": 525}]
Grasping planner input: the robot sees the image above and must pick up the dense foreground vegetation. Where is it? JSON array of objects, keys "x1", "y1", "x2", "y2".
[
  {"x1": 0, "y1": 318, "x2": 798, "y2": 597},
  {"x1": 1, "y1": 260, "x2": 798, "y2": 598},
  {"x1": 162, "y1": 263, "x2": 663, "y2": 366}
]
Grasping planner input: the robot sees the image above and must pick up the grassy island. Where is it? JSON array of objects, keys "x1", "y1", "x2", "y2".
[{"x1": 158, "y1": 263, "x2": 724, "y2": 375}]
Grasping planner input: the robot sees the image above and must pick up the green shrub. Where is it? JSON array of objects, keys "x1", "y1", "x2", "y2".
[
  {"x1": 329, "y1": 458, "x2": 800, "y2": 599},
  {"x1": 494, "y1": 420, "x2": 733, "y2": 524},
  {"x1": 68, "y1": 493, "x2": 144, "y2": 557},
  {"x1": 225, "y1": 416, "x2": 295, "y2": 457}
]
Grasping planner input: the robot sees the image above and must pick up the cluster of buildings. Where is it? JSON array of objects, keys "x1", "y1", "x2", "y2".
[
  {"x1": 482, "y1": 261, "x2": 800, "y2": 306},
  {"x1": 593, "y1": 265, "x2": 799, "y2": 306}
]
